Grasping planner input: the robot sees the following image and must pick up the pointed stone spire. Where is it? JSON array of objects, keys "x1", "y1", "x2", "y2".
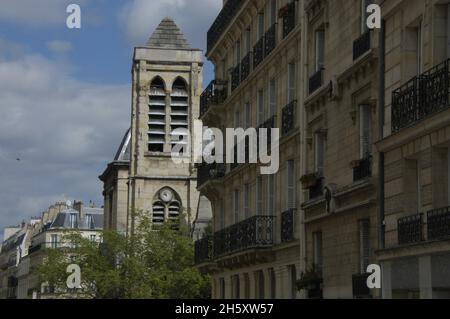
[{"x1": 146, "y1": 17, "x2": 190, "y2": 49}]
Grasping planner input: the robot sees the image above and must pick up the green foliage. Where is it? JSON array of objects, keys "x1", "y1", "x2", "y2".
[{"x1": 37, "y1": 211, "x2": 211, "y2": 299}]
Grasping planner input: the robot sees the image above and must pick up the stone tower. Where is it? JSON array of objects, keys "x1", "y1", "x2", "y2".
[{"x1": 101, "y1": 18, "x2": 207, "y2": 235}]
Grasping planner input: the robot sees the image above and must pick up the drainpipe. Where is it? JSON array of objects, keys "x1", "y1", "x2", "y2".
[{"x1": 378, "y1": 20, "x2": 386, "y2": 250}]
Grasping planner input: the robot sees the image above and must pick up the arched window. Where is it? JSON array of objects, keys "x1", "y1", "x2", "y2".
[
  {"x1": 152, "y1": 187, "x2": 182, "y2": 225},
  {"x1": 170, "y1": 78, "x2": 189, "y2": 153},
  {"x1": 148, "y1": 77, "x2": 166, "y2": 153}
]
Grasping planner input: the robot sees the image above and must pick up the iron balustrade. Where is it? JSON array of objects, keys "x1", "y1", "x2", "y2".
[
  {"x1": 427, "y1": 207, "x2": 450, "y2": 241},
  {"x1": 282, "y1": 100, "x2": 296, "y2": 136},
  {"x1": 241, "y1": 52, "x2": 252, "y2": 82},
  {"x1": 392, "y1": 59, "x2": 450, "y2": 132},
  {"x1": 282, "y1": 1, "x2": 296, "y2": 39},
  {"x1": 353, "y1": 31, "x2": 371, "y2": 61},
  {"x1": 281, "y1": 209, "x2": 296, "y2": 243},
  {"x1": 398, "y1": 214, "x2": 424, "y2": 245},
  {"x1": 207, "y1": 0, "x2": 244, "y2": 54},
  {"x1": 309, "y1": 68, "x2": 323, "y2": 94},
  {"x1": 265, "y1": 24, "x2": 277, "y2": 57},
  {"x1": 231, "y1": 64, "x2": 241, "y2": 91},
  {"x1": 353, "y1": 156, "x2": 372, "y2": 182},
  {"x1": 200, "y1": 80, "x2": 228, "y2": 117},
  {"x1": 253, "y1": 37, "x2": 265, "y2": 69},
  {"x1": 213, "y1": 216, "x2": 275, "y2": 258},
  {"x1": 194, "y1": 236, "x2": 212, "y2": 265},
  {"x1": 197, "y1": 162, "x2": 226, "y2": 188}
]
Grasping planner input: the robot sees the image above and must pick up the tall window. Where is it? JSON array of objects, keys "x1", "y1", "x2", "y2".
[
  {"x1": 313, "y1": 232, "x2": 323, "y2": 275},
  {"x1": 148, "y1": 77, "x2": 166, "y2": 153},
  {"x1": 219, "y1": 278, "x2": 225, "y2": 299},
  {"x1": 69, "y1": 213, "x2": 77, "y2": 229},
  {"x1": 289, "y1": 265, "x2": 297, "y2": 299},
  {"x1": 417, "y1": 20, "x2": 423, "y2": 74},
  {"x1": 220, "y1": 199, "x2": 225, "y2": 230},
  {"x1": 245, "y1": 102, "x2": 252, "y2": 128},
  {"x1": 359, "y1": 105, "x2": 372, "y2": 159},
  {"x1": 86, "y1": 214, "x2": 94, "y2": 230},
  {"x1": 221, "y1": 58, "x2": 227, "y2": 81},
  {"x1": 287, "y1": 160, "x2": 296, "y2": 209},
  {"x1": 288, "y1": 62, "x2": 296, "y2": 102},
  {"x1": 233, "y1": 275, "x2": 240, "y2": 299},
  {"x1": 361, "y1": 0, "x2": 372, "y2": 34},
  {"x1": 315, "y1": 29, "x2": 325, "y2": 72},
  {"x1": 269, "y1": 79, "x2": 276, "y2": 117},
  {"x1": 267, "y1": 174, "x2": 276, "y2": 216},
  {"x1": 258, "y1": 11, "x2": 265, "y2": 38},
  {"x1": 315, "y1": 133, "x2": 325, "y2": 174},
  {"x1": 245, "y1": 28, "x2": 252, "y2": 53},
  {"x1": 244, "y1": 183, "x2": 250, "y2": 219},
  {"x1": 269, "y1": 268, "x2": 276, "y2": 299},
  {"x1": 234, "y1": 107, "x2": 241, "y2": 128},
  {"x1": 359, "y1": 219, "x2": 370, "y2": 274},
  {"x1": 257, "y1": 270, "x2": 265, "y2": 299},
  {"x1": 270, "y1": 0, "x2": 277, "y2": 25},
  {"x1": 258, "y1": 89, "x2": 265, "y2": 125},
  {"x1": 235, "y1": 40, "x2": 241, "y2": 65},
  {"x1": 234, "y1": 189, "x2": 240, "y2": 223},
  {"x1": 51, "y1": 234, "x2": 58, "y2": 249},
  {"x1": 256, "y1": 176, "x2": 264, "y2": 215}
]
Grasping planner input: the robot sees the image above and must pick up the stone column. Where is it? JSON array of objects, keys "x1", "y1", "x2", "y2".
[
  {"x1": 211, "y1": 277, "x2": 217, "y2": 299},
  {"x1": 381, "y1": 261, "x2": 392, "y2": 299},
  {"x1": 275, "y1": 266, "x2": 288, "y2": 299},
  {"x1": 248, "y1": 271, "x2": 257, "y2": 299},
  {"x1": 224, "y1": 276, "x2": 232, "y2": 299},
  {"x1": 238, "y1": 273, "x2": 246, "y2": 299},
  {"x1": 263, "y1": 268, "x2": 271, "y2": 299},
  {"x1": 419, "y1": 256, "x2": 433, "y2": 299}
]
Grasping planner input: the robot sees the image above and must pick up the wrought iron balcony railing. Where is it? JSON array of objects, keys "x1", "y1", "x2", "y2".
[
  {"x1": 309, "y1": 68, "x2": 323, "y2": 94},
  {"x1": 207, "y1": 0, "x2": 244, "y2": 54},
  {"x1": 241, "y1": 52, "x2": 252, "y2": 82},
  {"x1": 353, "y1": 31, "x2": 371, "y2": 61},
  {"x1": 353, "y1": 156, "x2": 372, "y2": 182},
  {"x1": 282, "y1": 100, "x2": 296, "y2": 136},
  {"x1": 265, "y1": 24, "x2": 277, "y2": 57},
  {"x1": 213, "y1": 215, "x2": 275, "y2": 258},
  {"x1": 194, "y1": 236, "x2": 212, "y2": 265},
  {"x1": 392, "y1": 59, "x2": 450, "y2": 132},
  {"x1": 427, "y1": 207, "x2": 450, "y2": 241},
  {"x1": 197, "y1": 162, "x2": 226, "y2": 188},
  {"x1": 253, "y1": 37, "x2": 265, "y2": 69},
  {"x1": 282, "y1": 1, "x2": 296, "y2": 39},
  {"x1": 281, "y1": 209, "x2": 296, "y2": 243},
  {"x1": 200, "y1": 80, "x2": 228, "y2": 117},
  {"x1": 398, "y1": 213, "x2": 424, "y2": 245}
]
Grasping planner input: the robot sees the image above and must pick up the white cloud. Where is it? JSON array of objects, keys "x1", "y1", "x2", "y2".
[
  {"x1": 47, "y1": 40, "x2": 73, "y2": 53},
  {"x1": 0, "y1": 39, "x2": 130, "y2": 234},
  {"x1": 118, "y1": 0, "x2": 222, "y2": 49}
]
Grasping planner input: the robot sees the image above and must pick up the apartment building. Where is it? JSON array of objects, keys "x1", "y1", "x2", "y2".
[
  {"x1": 195, "y1": 0, "x2": 303, "y2": 299},
  {"x1": 376, "y1": 0, "x2": 450, "y2": 299}
]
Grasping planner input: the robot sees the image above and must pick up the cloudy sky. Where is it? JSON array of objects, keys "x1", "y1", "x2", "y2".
[{"x1": 0, "y1": 0, "x2": 221, "y2": 240}]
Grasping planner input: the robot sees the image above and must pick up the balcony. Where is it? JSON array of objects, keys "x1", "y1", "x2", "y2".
[
  {"x1": 352, "y1": 156, "x2": 372, "y2": 182},
  {"x1": 241, "y1": 52, "x2": 252, "y2": 82},
  {"x1": 281, "y1": 209, "x2": 296, "y2": 243},
  {"x1": 309, "y1": 68, "x2": 323, "y2": 94},
  {"x1": 253, "y1": 37, "x2": 265, "y2": 69},
  {"x1": 352, "y1": 273, "x2": 371, "y2": 298},
  {"x1": 200, "y1": 80, "x2": 228, "y2": 117},
  {"x1": 265, "y1": 24, "x2": 277, "y2": 57},
  {"x1": 392, "y1": 59, "x2": 450, "y2": 133},
  {"x1": 207, "y1": 0, "x2": 244, "y2": 54},
  {"x1": 197, "y1": 162, "x2": 226, "y2": 188},
  {"x1": 282, "y1": 100, "x2": 296, "y2": 136},
  {"x1": 398, "y1": 214, "x2": 424, "y2": 245},
  {"x1": 427, "y1": 207, "x2": 450, "y2": 241},
  {"x1": 281, "y1": 1, "x2": 296, "y2": 39},
  {"x1": 194, "y1": 236, "x2": 212, "y2": 265},
  {"x1": 213, "y1": 216, "x2": 275, "y2": 258},
  {"x1": 353, "y1": 31, "x2": 371, "y2": 61}
]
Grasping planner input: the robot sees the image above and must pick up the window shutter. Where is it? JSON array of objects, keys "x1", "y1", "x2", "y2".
[
  {"x1": 269, "y1": 79, "x2": 276, "y2": 117},
  {"x1": 256, "y1": 176, "x2": 264, "y2": 215},
  {"x1": 288, "y1": 63, "x2": 296, "y2": 102},
  {"x1": 268, "y1": 175, "x2": 275, "y2": 216},
  {"x1": 315, "y1": 30, "x2": 325, "y2": 71},
  {"x1": 359, "y1": 105, "x2": 372, "y2": 158}
]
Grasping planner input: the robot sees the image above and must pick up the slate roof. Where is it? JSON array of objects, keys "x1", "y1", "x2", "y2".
[
  {"x1": 113, "y1": 128, "x2": 131, "y2": 162},
  {"x1": 145, "y1": 17, "x2": 190, "y2": 49},
  {"x1": 50, "y1": 208, "x2": 103, "y2": 231}
]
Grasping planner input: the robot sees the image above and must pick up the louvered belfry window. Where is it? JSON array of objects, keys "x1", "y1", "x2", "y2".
[
  {"x1": 170, "y1": 78, "x2": 189, "y2": 154},
  {"x1": 148, "y1": 77, "x2": 166, "y2": 153}
]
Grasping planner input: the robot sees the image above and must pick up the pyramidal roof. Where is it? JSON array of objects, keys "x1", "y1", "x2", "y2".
[{"x1": 145, "y1": 17, "x2": 190, "y2": 49}]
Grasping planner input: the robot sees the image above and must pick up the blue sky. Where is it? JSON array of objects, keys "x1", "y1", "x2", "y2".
[{"x1": 0, "y1": 0, "x2": 221, "y2": 239}]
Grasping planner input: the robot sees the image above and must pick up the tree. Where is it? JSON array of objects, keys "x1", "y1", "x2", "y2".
[{"x1": 37, "y1": 211, "x2": 211, "y2": 299}]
